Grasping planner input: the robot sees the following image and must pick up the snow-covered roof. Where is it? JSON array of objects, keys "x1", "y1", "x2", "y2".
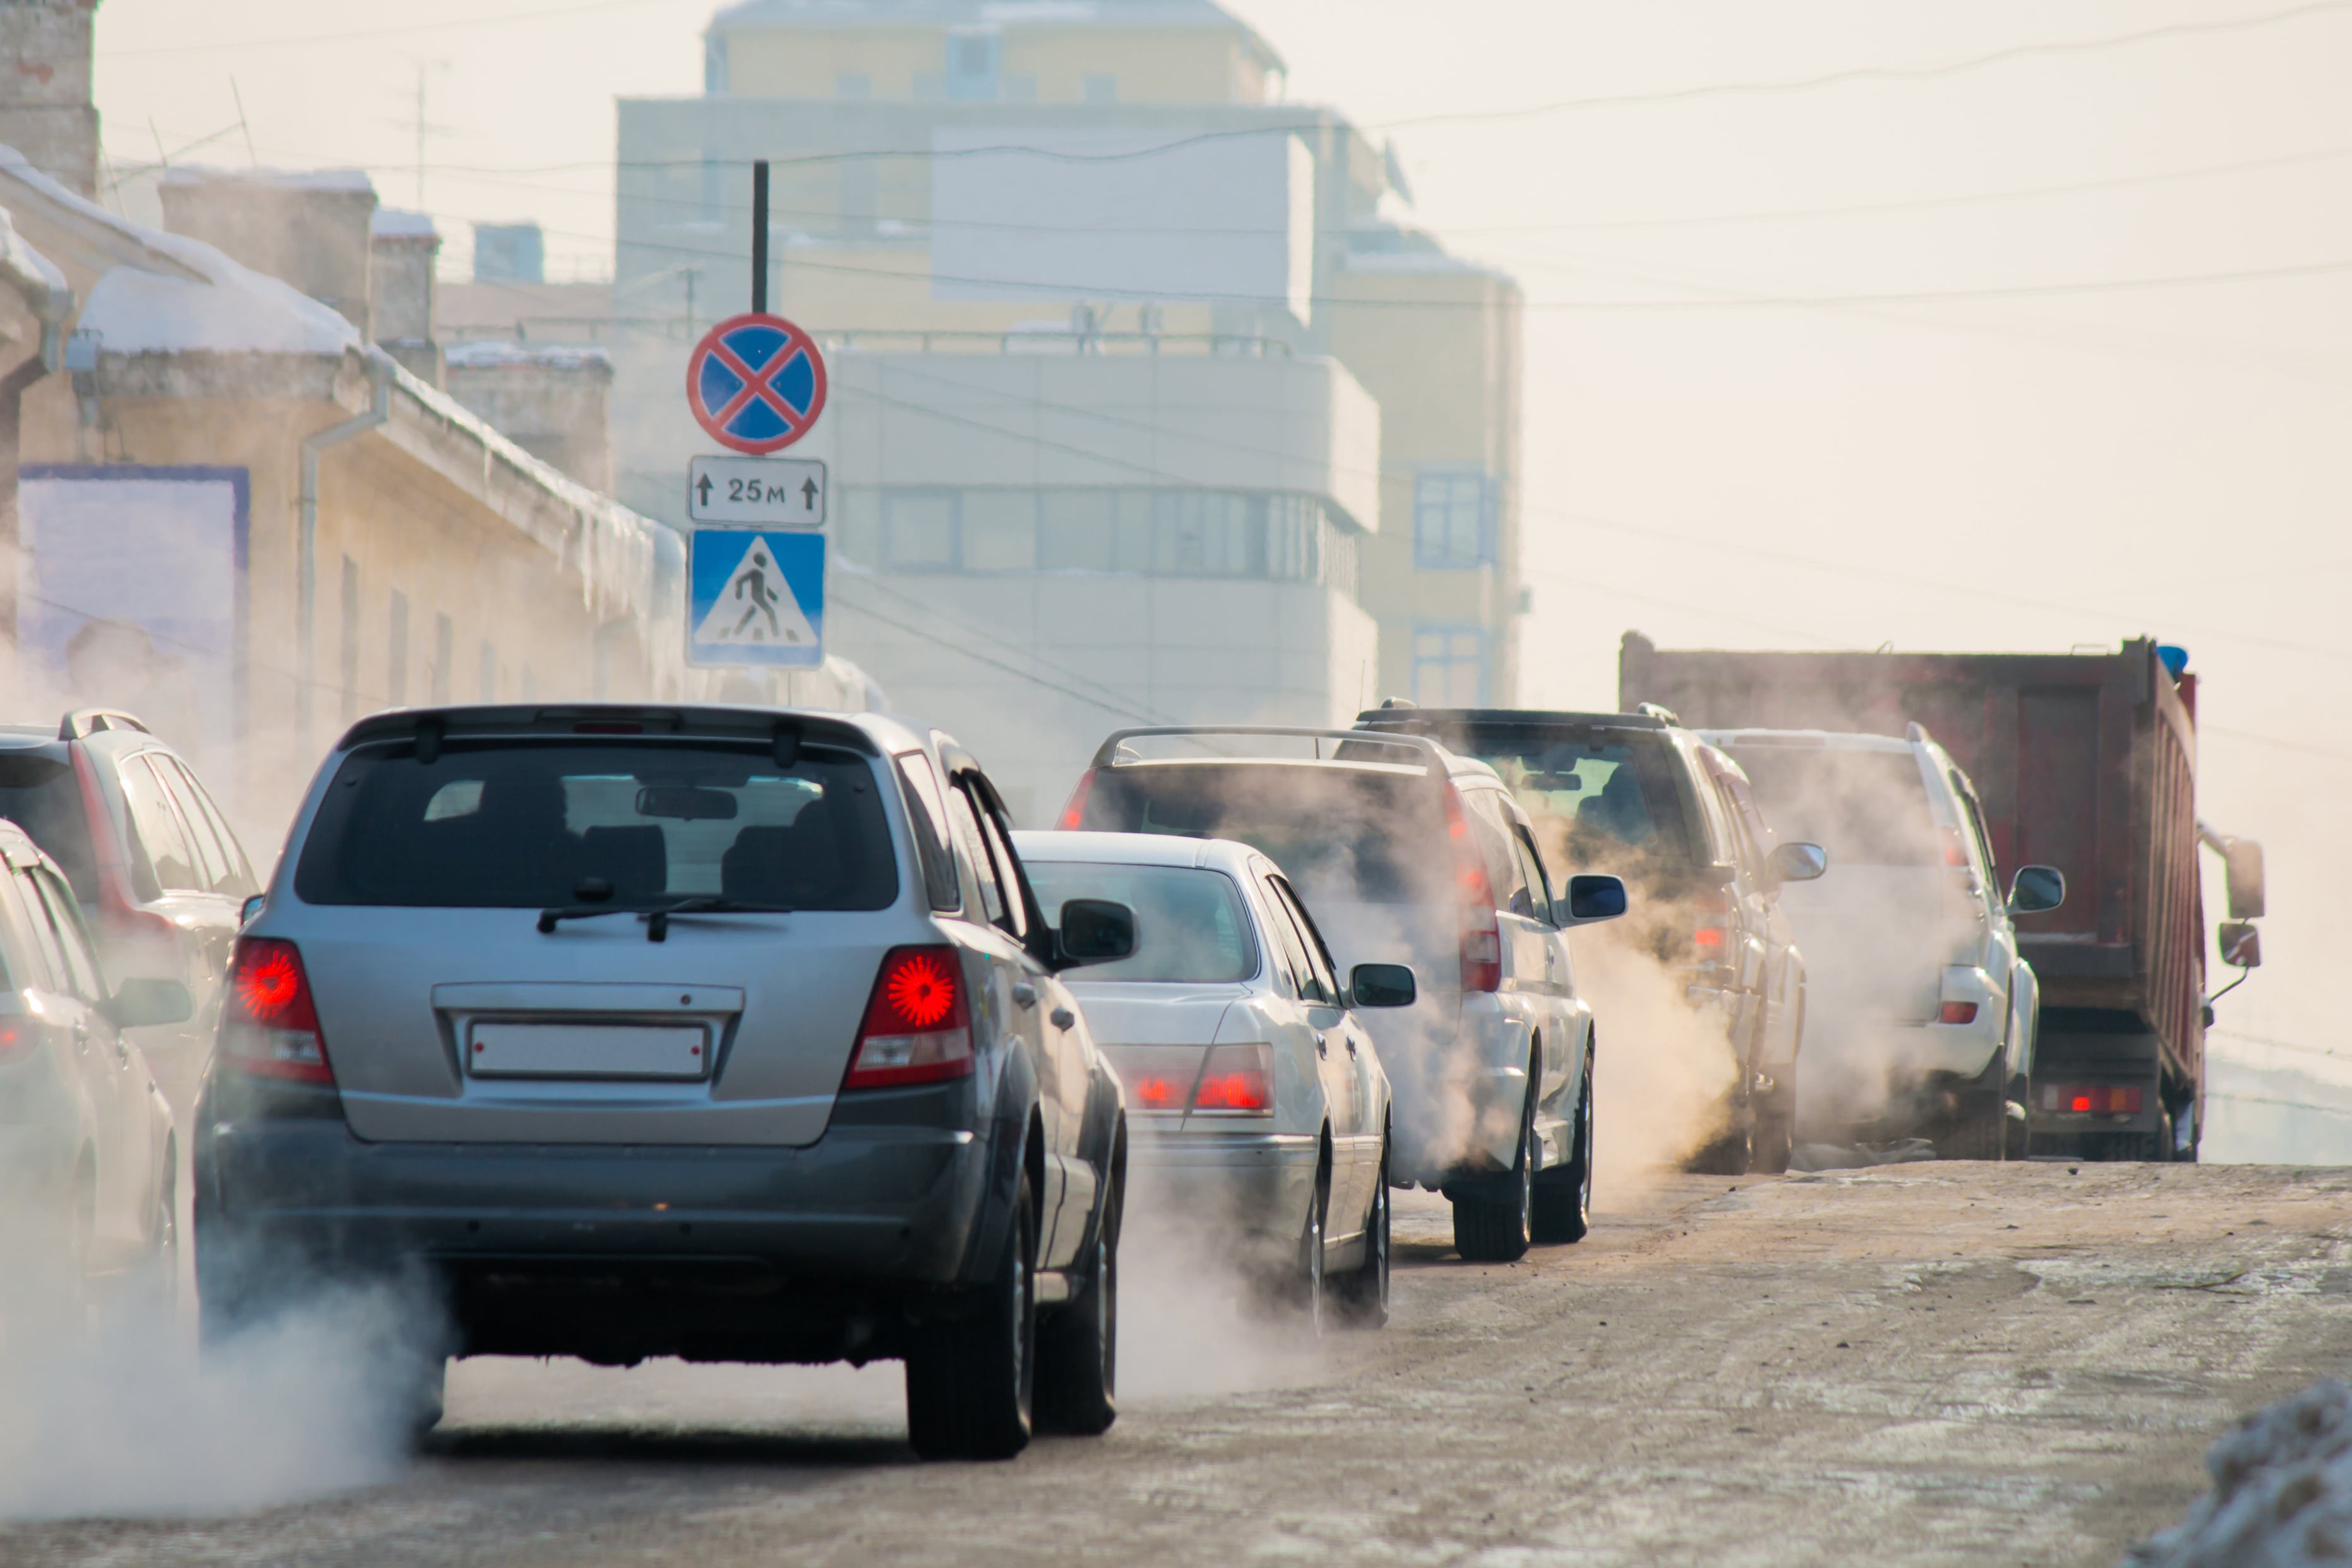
[
  {"x1": 371, "y1": 208, "x2": 440, "y2": 241},
  {"x1": 445, "y1": 339, "x2": 613, "y2": 371},
  {"x1": 707, "y1": 0, "x2": 1281, "y2": 65},
  {"x1": 158, "y1": 165, "x2": 376, "y2": 195},
  {"x1": 0, "y1": 204, "x2": 66, "y2": 308}
]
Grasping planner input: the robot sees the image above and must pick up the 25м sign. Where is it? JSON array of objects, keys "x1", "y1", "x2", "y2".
[{"x1": 687, "y1": 455, "x2": 826, "y2": 527}]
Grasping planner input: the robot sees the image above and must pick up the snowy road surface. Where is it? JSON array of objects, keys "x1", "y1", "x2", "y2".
[{"x1": 9, "y1": 1163, "x2": 2352, "y2": 1566}]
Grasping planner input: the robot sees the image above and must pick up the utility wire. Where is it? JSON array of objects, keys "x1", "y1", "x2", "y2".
[{"x1": 98, "y1": 0, "x2": 675, "y2": 59}]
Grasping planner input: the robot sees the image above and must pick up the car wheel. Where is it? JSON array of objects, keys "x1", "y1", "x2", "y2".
[
  {"x1": 1453, "y1": 1092, "x2": 1535, "y2": 1264},
  {"x1": 1750, "y1": 1088, "x2": 1794, "y2": 1176},
  {"x1": 1532, "y1": 1048, "x2": 1593, "y2": 1245},
  {"x1": 1295, "y1": 1163, "x2": 1329, "y2": 1334},
  {"x1": 906, "y1": 1170, "x2": 1037, "y2": 1461},
  {"x1": 1035, "y1": 1178, "x2": 1119, "y2": 1436},
  {"x1": 1333, "y1": 1137, "x2": 1392, "y2": 1329}
]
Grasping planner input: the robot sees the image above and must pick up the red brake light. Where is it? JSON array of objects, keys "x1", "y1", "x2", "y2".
[
  {"x1": 1191, "y1": 1043, "x2": 1273, "y2": 1114},
  {"x1": 1057, "y1": 769, "x2": 1096, "y2": 830},
  {"x1": 1941, "y1": 829, "x2": 1970, "y2": 869},
  {"x1": 1443, "y1": 784, "x2": 1503, "y2": 993},
  {"x1": 2041, "y1": 1084, "x2": 2144, "y2": 1115},
  {"x1": 0, "y1": 1019, "x2": 32, "y2": 1063},
  {"x1": 1938, "y1": 1001, "x2": 1979, "y2": 1025},
  {"x1": 1693, "y1": 926, "x2": 1727, "y2": 951},
  {"x1": 845, "y1": 945, "x2": 974, "y2": 1089},
  {"x1": 220, "y1": 937, "x2": 334, "y2": 1084}
]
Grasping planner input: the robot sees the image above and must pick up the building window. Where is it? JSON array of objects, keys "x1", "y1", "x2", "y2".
[
  {"x1": 961, "y1": 491, "x2": 1036, "y2": 571},
  {"x1": 835, "y1": 73, "x2": 872, "y2": 99},
  {"x1": 431, "y1": 613, "x2": 453, "y2": 705},
  {"x1": 1413, "y1": 469, "x2": 1490, "y2": 569},
  {"x1": 1413, "y1": 626, "x2": 1487, "y2": 707},
  {"x1": 387, "y1": 589, "x2": 409, "y2": 705},
  {"x1": 945, "y1": 30, "x2": 1000, "y2": 100},
  {"x1": 1081, "y1": 73, "x2": 1119, "y2": 104},
  {"x1": 884, "y1": 491, "x2": 958, "y2": 570}
]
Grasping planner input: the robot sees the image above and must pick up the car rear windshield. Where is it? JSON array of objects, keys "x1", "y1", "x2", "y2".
[
  {"x1": 1075, "y1": 764, "x2": 1444, "y2": 905},
  {"x1": 1436, "y1": 727, "x2": 1701, "y2": 876},
  {"x1": 1722, "y1": 746, "x2": 1941, "y2": 866},
  {"x1": 0, "y1": 751, "x2": 97, "y2": 902},
  {"x1": 1026, "y1": 862, "x2": 1258, "y2": 984},
  {"x1": 294, "y1": 740, "x2": 897, "y2": 909}
]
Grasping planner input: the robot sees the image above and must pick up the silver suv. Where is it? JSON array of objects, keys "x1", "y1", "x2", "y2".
[{"x1": 195, "y1": 705, "x2": 1137, "y2": 1461}]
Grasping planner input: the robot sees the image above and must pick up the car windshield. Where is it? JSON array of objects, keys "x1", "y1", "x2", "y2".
[
  {"x1": 294, "y1": 740, "x2": 897, "y2": 909},
  {"x1": 0, "y1": 751, "x2": 97, "y2": 902},
  {"x1": 1026, "y1": 862, "x2": 1258, "y2": 984},
  {"x1": 1075, "y1": 763, "x2": 1445, "y2": 906},
  {"x1": 1722, "y1": 747, "x2": 1942, "y2": 866}
]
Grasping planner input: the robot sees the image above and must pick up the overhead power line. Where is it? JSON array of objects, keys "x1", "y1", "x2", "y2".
[{"x1": 98, "y1": 0, "x2": 673, "y2": 59}]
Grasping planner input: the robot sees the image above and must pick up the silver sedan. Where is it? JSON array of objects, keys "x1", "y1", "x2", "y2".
[{"x1": 1015, "y1": 831, "x2": 1410, "y2": 1329}]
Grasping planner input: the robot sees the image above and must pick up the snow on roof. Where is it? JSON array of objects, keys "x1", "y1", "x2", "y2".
[
  {"x1": 444, "y1": 339, "x2": 613, "y2": 371},
  {"x1": 0, "y1": 204, "x2": 66, "y2": 304},
  {"x1": 157, "y1": 165, "x2": 376, "y2": 195},
  {"x1": 371, "y1": 208, "x2": 440, "y2": 241}
]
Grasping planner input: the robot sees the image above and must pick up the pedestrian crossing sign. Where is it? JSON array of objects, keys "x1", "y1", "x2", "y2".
[{"x1": 687, "y1": 527, "x2": 824, "y2": 668}]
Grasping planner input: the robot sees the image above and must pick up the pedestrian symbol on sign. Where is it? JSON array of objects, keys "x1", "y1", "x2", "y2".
[{"x1": 692, "y1": 534, "x2": 819, "y2": 652}]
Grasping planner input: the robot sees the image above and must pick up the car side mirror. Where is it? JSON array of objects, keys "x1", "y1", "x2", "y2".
[
  {"x1": 1766, "y1": 842, "x2": 1828, "y2": 885},
  {"x1": 2008, "y1": 865, "x2": 2065, "y2": 915},
  {"x1": 240, "y1": 894, "x2": 265, "y2": 926},
  {"x1": 2223, "y1": 840, "x2": 2265, "y2": 920},
  {"x1": 1561, "y1": 873, "x2": 1628, "y2": 926},
  {"x1": 103, "y1": 976, "x2": 192, "y2": 1029},
  {"x1": 2217, "y1": 921, "x2": 2261, "y2": 969},
  {"x1": 1056, "y1": 898, "x2": 1136, "y2": 967},
  {"x1": 1348, "y1": 962, "x2": 1417, "y2": 1009}
]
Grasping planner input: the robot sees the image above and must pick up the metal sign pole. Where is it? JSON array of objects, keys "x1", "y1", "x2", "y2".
[{"x1": 751, "y1": 160, "x2": 769, "y2": 315}]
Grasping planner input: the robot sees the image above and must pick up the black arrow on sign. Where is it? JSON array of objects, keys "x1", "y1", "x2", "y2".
[
  {"x1": 801, "y1": 477, "x2": 819, "y2": 511},
  {"x1": 695, "y1": 473, "x2": 713, "y2": 506}
]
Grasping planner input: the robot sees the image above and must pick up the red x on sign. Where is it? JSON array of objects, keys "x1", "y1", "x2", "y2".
[{"x1": 686, "y1": 313, "x2": 829, "y2": 455}]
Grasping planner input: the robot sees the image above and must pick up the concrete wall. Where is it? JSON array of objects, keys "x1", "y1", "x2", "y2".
[
  {"x1": 160, "y1": 171, "x2": 378, "y2": 335},
  {"x1": 0, "y1": 0, "x2": 97, "y2": 196},
  {"x1": 716, "y1": 21, "x2": 1272, "y2": 105},
  {"x1": 444, "y1": 345, "x2": 615, "y2": 494}
]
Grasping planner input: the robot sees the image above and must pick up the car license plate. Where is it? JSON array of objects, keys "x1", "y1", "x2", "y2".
[{"x1": 467, "y1": 1023, "x2": 709, "y2": 1080}]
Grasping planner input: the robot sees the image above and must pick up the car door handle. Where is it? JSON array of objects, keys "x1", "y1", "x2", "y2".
[
  {"x1": 1344, "y1": 1034, "x2": 1357, "y2": 1058},
  {"x1": 1314, "y1": 1030, "x2": 1328, "y2": 1057},
  {"x1": 1050, "y1": 1007, "x2": 1076, "y2": 1031},
  {"x1": 1011, "y1": 981, "x2": 1038, "y2": 1008}
]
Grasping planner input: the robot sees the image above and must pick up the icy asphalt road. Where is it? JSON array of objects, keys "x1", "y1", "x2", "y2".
[{"x1": 13, "y1": 1163, "x2": 2352, "y2": 1567}]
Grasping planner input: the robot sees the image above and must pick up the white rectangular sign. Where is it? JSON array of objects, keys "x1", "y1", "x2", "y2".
[{"x1": 688, "y1": 455, "x2": 827, "y2": 527}]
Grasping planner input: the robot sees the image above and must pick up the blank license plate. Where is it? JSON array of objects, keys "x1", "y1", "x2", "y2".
[{"x1": 468, "y1": 1023, "x2": 709, "y2": 1080}]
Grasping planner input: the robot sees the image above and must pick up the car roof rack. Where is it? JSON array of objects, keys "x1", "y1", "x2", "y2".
[
  {"x1": 1086, "y1": 725, "x2": 1447, "y2": 774},
  {"x1": 1635, "y1": 702, "x2": 1683, "y2": 727},
  {"x1": 59, "y1": 708, "x2": 151, "y2": 742}
]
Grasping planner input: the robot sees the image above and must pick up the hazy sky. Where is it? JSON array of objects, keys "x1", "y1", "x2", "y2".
[{"x1": 91, "y1": 0, "x2": 2352, "y2": 1153}]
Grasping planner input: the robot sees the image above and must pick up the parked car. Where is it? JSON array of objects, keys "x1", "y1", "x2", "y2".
[
  {"x1": 1014, "y1": 830, "x2": 1410, "y2": 1327},
  {"x1": 1058, "y1": 727, "x2": 1626, "y2": 1264},
  {"x1": 0, "y1": 817, "x2": 189, "y2": 1304},
  {"x1": 0, "y1": 710, "x2": 259, "y2": 1111},
  {"x1": 1353, "y1": 704, "x2": 1825, "y2": 1175},
  {"x1": 195, "y1": 704, "x2": 1137, "y2": 1461},
  {"x1": 1698, "y1": 726, "x2": 2064, "y2": 1159}
]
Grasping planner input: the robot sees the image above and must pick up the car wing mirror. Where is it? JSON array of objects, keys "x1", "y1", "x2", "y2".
[
  {"x1": 2007, "y1": 865, "x2": 2065, "y2": 915},
  {"x1": 102, "y1": 976, "x2": 192, "y2": 1029},
  {"x1": 1766, "y1": 842, "x2": 1828, "y2": 885},
  {"x1": 1055, "y1": 898, "x2": 1136, "y2": 968},
  {"x1": 1561, "y1": 873, "x2": 1629, "y2": 926},
  {"x1": 240, "y1": 894, "x2": 266, "y2": 926},
  {"x1": 1347, "y1": 962, "x2": 1416, "y2": 1009},
  {"x1": 2217, "y1": 920, "x2": 2261, "y2": 969}
]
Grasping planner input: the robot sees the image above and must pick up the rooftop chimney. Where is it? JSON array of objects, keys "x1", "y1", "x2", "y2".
[
  {"x1": 371, "y1": 208, "x2": 442, "y2": 386},
  {"x1": 0, "y1": 0, "x2": 99, "y2": 197},
  {"x1": 159, "y1": 167, "x2": 379, "y2": 335}
]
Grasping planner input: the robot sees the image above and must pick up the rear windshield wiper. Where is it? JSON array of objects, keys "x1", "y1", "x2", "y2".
[{"x1": 536, "y1": 897, "x2": 794, "y2": 940}]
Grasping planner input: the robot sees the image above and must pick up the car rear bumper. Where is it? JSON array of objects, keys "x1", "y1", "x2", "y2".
[
  {"x1": 194, "y1": 1108, "x2": 1010, "y2": 1363},
  {"x1": 1127, "y1": 1126, "x2": 1317, "y2": 1234}
]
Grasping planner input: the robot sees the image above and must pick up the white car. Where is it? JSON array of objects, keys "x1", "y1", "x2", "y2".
[
  {"x1": 1700, "y1": 726, "x2": 2065, "y2": 1158},
  {"x1": 1014, "y1": 831, "x2": 1410, "y2": 1327}
]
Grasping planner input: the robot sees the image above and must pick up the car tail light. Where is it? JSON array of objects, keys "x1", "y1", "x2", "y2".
[
  {"x1": 844, "y1": 945, "x2": 974, "y2": 1089},
  {"x1": 0, "y1": 1018, "x2": 34, "y2": 1063},
  {"x1": 1443, "y1": 784, "x2": 1502, "y2": 993},
  {"x1": 1941, "y1": 828, "x2": 1971, "y2": 870},
  {"x1": 1057, "y1": 769, "x2": 1096, "y2": 830},
  {"x1": 220, "y1": 937, "x2": 334, "y2": 1084},
  {"x1": 1938, "y1": 1001, "x2": 1979, "y2": 1025},
  {"x1": 1191, "y1": 1043, "x2": 1273, "y2": 1115},
  {"x1": 1691, "y1": 887, "x2": 1731, "y2": 962},
  {"x1": 2042, "y1": 1084, "x2": 2143, "y2": 1115}
]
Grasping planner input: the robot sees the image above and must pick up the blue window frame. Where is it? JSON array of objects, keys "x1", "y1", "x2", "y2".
[
  {"x1": 1412, "y1": 626, "x2": 1487, "y2": 708},
  {"x1": 945, "y1": 31, "x2": 1001, "y2": 100},
  {"x1": 1413, "y1": 469, "x2": 1491, "y2": 569}
]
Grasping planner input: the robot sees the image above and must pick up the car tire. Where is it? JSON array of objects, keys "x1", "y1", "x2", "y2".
[
  {"x1": 1532, "y1": 1048, "x2": 1593, "y2": 1245},
  {"x1": 1936, "y1": 1096, "x2": 2008, "y2": 1161},
  {"x1": 1453, "y1": 1094, "x2": 1535, "y2": 1264},
  {"x1": 906, "y1": 1171, "x2": 1037, "y2": 1461},
  {"x1": 1750, "y1": 1091, "x2": 1794, "y2": 1176},
  {"x1": 125, "y1": 1140, "x2": 179, "y2": 1315},
  {"x1": 1686, "y1": 1116, "x2": 1752, "y2": 1176},
  {"x1": 1292, "y1": 1163, "x2": 1329, "y2": 1334},
  {"x1": 1035, "y1": 1183, "x2": 1119, "y2": 1437},
  {"x1": 1333, "y1": 1137, "x2": 1391, "y2": 1329}
]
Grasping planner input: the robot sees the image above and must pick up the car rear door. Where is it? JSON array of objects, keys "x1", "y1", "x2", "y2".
[
  {"x1": 1252, "y1": 866, "x2": 1356, "y2": 1216},
  {"x1": 15, "y1": 859, "x2": 141, "y2": 1250},
  {"x1": 1267, "y1": 873, "x2": 1374, "y2": 1231}
]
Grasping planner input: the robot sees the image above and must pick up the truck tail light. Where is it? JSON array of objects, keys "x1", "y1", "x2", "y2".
[
  {"x1": 844, "y1": 945, "x2": 973, "y2": 1089},
  {"x1": 1938, "y1": 1001, "x2": 1979, "y2": 1025},
  {"x1": 1057, "y1": 770, "x2": 1096, "y2": 830},
  {"x1": 2042, "y1": 1084, "x2": 2143, "y2": 1115},
  {"x1": 220, "y1": 937, "x2": 334, "y2": 1084},
  {"x1": 1191, "y1": 1043, "x2": 1273, "y2": 1115},
  {"x1": 1444, "y1": 784, "x2": 1503, "y2": 993}
]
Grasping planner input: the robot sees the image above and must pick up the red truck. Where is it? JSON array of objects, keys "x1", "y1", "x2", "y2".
[{"x1": 1619, "y1": 633, "x2": 2264, "y2": 1161}]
